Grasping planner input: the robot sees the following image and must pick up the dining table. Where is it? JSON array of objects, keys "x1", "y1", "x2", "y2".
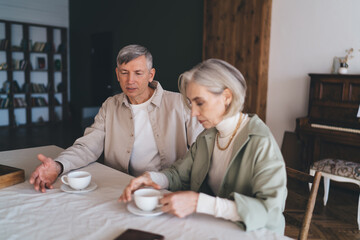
[{"x1": 0, "y1": 145, "x2": 292, "y2": 240}]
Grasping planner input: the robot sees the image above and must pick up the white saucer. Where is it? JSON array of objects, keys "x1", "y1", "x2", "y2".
[
  {"x1": 127, "y1": 201, "x2": 163, "y2": 217},
  {"x1": 60, "y1": 182, "x2": 97, "y2": 193}
]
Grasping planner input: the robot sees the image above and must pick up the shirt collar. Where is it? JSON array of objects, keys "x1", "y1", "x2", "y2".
[{"x1": 121, "y1": 80, "x2": 163, "y2": 108}]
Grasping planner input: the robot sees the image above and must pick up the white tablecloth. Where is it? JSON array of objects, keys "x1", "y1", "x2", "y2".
[{"x1": 0, "y1": 145, "x2": 292, "y2": 240}]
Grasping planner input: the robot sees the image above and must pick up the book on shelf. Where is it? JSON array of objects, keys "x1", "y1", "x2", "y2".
[
  {"x1": 20, "y1": 39, "x2": 32, "y2": 51},
  {"x1": 0, "y1": 97, "x2": 5, "y2": 108},
  {"x1": 12, "y1": 59, "x2": 30, "y2": 70},
  {"x1": 12, "y1": 60, "x2": 20, "y2": 70},
  {"x1": 43, "y1": 42, "x2": 51, "y2": 52},
  {"x1": 0, "y1": 39, "x2": 9, "y2": 50},
  {"x1": 57, "y1": 43, "x2": 66, "y2": 53},
  {"x1": 31, "y1": 97, "x2": 48, "y2": 107},
  {"x1": 0, "y1": 62, "x2": 8, "y2": 70},
  {"x1": 32, "y1": 41, "x2": 50, "y2": 52},
  {"x1": 0, "y1": 97, "x2": 10, "y2": 108},
  {"x1": 2, "y1": 81, "x2": 11, "y2": 94},
  {"x1": 31, "y1": 83, "x2": 47, "y2": 93},
  {"x1": 32, "y1": 42, "x2": 42, "y2": 52},
  {"x1": 54, "y1": 59, "x2": 62, "y2": 71},
  {"x1": 37, "y1": 57, "x2": 46, "y2": 70},
  {"x1": 13, "y1": 97, "x2": 27, "y2": 108},
  {"x1": 22, "y1": 83, "x2": 30, "y2": 93},
  {"x1": 12, "y1": 81, "x2": 21, "y2": 93}
]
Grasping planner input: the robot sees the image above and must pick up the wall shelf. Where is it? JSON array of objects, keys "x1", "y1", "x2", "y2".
[{"x1": 0, "y1": 19, "x2": 68, "y2": 127}]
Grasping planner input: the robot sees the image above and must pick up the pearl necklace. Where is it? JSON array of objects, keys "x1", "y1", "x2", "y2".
[{"x1": 216, "y1": 113, "x2": 243, "y2": 151}]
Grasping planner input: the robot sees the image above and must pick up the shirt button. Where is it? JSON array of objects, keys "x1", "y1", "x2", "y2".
[
  {"x1": 131, "y1": 134, "x2": 134, "y2": 137},
  {"x1": 127, "y1": 150, "x2": 130, "y2": 153}
]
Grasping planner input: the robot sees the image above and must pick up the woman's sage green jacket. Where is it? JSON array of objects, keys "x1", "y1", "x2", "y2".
[{"x1": 161, "y1": 114, "x2": 287, "y2": 234}]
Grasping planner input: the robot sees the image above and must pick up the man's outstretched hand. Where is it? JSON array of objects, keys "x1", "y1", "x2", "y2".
[{"x1": 29, "y1": 154, "x2": 62, "y2": 193}]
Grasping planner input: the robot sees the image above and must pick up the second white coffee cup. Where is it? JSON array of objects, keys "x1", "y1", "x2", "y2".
[
  {"x1": 134, "y1": 188, "x2": 162, "y2": 212},
  {"x1": 61, "y1": 171, "x2": 91, "y2": 190}
]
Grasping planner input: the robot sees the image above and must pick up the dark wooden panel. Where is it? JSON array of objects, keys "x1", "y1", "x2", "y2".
[
  {"x1": 350, "y1": 83, "x2": 360, "y2": 102},
  {"x1": 320, "y1": 82, "x2": 343, "y2": 101},
  {"x1": 203, "y1": 0, "x2": 272, "y2": 120}
]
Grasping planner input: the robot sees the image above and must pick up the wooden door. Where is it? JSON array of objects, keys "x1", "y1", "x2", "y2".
[{"x1": 203, "y1": 0, "x2": 272, "y2": 120}]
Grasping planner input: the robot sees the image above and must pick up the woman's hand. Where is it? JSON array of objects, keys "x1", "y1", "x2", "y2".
[
  {"x1": 160, "y1": 191, "x2": 199, "y2": 218},
  {"x1": 118, "y1": 172, "x2": 161, "y2": 203}
]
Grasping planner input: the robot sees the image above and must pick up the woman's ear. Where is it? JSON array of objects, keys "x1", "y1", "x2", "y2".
[{"x1": 223, "y1": 88, "x2": 233, "y2": 106}]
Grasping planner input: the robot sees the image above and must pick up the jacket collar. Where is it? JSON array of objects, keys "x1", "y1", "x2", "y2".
[{"x1": 202, "y1": 114, "x2": 266, "y2": 161}]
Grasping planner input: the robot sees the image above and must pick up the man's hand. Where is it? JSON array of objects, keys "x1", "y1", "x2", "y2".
[
  {"x1": 29, "y1": 154, "x2": 61, "y2": 193},
  {"x1": 160, "y1": 191, "x2": 199, "y2": 218},
  {"x1": 118, "y1": 172, "x2": 161, "y2": 203}
]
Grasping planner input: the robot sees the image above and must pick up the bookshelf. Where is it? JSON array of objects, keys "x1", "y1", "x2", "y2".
[{"x1": 0, "y1": 19, "x2": 68, "y2": 127}]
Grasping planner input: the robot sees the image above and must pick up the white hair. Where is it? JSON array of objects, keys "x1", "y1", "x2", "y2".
[{"x1": 178, "y1": 58, "x2": 247, "y2": 118}]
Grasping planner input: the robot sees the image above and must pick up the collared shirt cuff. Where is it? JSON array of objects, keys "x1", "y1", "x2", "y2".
[{"x1": 148, "y1": 171, "x2": 169, "y2": 189}]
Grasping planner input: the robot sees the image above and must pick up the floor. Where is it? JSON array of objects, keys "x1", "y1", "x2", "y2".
[
  {"x1": 1, "y1": 124, "x2": 360, "y2": 239},
  {"x1": 286, "y1": 177, "x2": 360, "y2": 239}
]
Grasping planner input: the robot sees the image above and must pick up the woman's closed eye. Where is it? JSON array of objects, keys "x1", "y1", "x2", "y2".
[{"x1": 195, "y1": 101, "x2": 204, "y2": 106}]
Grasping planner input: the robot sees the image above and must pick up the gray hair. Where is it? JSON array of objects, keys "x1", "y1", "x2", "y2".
[
  {"x1": 116, "y1": 44, "x2": 153, "y2": 70},
  {"x1": 178, "y1": 58, "x2": 247, "y2": 118}
]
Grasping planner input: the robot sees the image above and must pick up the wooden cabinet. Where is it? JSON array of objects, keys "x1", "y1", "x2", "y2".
[{"x1": 0, "y1": 19, "x2": 68, "y2": 127}]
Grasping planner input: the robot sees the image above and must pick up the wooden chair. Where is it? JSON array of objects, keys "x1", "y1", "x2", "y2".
[
  {"x1": 310, "y1": 158, "x2": 360, "y2": 229},
  {"x1": 285, "y1": 167, "x2": 322, "y2": 240}
]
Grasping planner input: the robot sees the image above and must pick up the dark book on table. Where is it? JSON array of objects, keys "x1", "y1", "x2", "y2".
[{"x1": 114, "y1": 229, "x2": 164, "y2": 240}]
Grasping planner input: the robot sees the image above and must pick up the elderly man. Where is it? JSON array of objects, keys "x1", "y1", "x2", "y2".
[{"x1": 30, "y1": 44, "x2": 203, "y2": 192}]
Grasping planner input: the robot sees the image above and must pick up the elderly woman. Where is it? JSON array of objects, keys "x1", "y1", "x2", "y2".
[{"x1": 119, "y1": 59, "x2": 287, "y2": 234}]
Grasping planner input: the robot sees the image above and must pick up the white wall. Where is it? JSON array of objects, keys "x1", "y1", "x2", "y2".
[
  {"x1": 267, "y1": 0, "x2": 360, "y2": 145},
  {"x1": 0, "y1": 0, "x2": 68, "y2": 27}
]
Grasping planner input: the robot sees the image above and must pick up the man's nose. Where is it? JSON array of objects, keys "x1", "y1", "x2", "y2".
[{"x1": 127, "y1": 73, "x2": 135, "y2": 84}]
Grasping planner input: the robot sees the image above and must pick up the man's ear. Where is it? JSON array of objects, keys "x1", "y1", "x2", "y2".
[
  {"x1": 149, "y1": 68, "x2": 156, "y2": 82},
  {"x1": 115, "y1": 67, "x2": 120, "y2": 82}
]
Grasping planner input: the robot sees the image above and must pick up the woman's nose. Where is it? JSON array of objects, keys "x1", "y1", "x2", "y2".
[{"x1": 191, "y1": 106, "x2": 199, "y2": 117}]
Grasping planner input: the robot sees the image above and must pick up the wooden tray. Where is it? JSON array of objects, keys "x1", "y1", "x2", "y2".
[{"x1": 0, "y1": 164, "x2": 25, "y2": 189}]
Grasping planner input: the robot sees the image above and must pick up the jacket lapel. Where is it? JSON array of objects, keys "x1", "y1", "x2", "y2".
[{"x1": 192, "y1": 129, "x2": 216, "y2": 192}]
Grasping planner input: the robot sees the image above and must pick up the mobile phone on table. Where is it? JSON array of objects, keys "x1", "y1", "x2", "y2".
[{"x1": 114, "y1": 228, "x2": 164, "y2": 240}]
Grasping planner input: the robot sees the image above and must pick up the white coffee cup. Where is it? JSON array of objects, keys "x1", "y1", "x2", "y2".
[
  {"x1": 134, "y1": 188, "x2": 162, "y2": 212},
  {"x1": 61, "y1": 171, "x2": 91, "y2": 190}
]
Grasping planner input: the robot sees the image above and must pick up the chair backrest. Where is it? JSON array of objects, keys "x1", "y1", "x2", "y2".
[
  {"x1": 286, "y1": 167, "x2": 322, "y2": 240},
  {"x1": 281, "y1": 131, "x2": 303, "y2": 170}
]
